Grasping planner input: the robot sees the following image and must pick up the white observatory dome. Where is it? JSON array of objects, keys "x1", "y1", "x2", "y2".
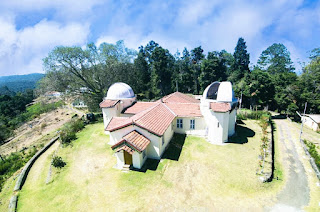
[
  {"x1": 106, "y1": 82, "x2": 135, "y2": 100},
  {"x1": 216, "y1": 81, "x2": 235, "y2": 102}
]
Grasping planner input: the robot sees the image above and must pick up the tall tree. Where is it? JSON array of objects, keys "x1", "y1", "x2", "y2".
[
  {"x1": 298, "y1": 48, "x2": 320, "y2": 113},
  {"x1": 229, "y1": 37, "x2": 250, "y2": 83},
  {"x1": 150, "y1": 46, "x2": 175, "y2": 97},
  {"x1": 257, "y1": 43, "x2": 295, "y2": 74},
  {"x1": 199, "y1": 52, "x2": 227, "y2": 92},
  {"x1": 191, "y1": 46, "x2": 205, "y2": 94},
  {"x1": 257, "y1": 43, "x2": 297, "y2": 112}
]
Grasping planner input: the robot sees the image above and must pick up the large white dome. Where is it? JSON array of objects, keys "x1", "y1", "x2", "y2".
[
  {"x1": 216, "y1": 81, "x2": 234, "y2": 102},
  {"x1": 106, "y1": 82, "x2": 135, "y2": 99}
]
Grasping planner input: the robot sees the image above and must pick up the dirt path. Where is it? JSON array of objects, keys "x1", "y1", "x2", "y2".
[
  {"x1": 24, "y1": 141, "x2": 60, "y2": 186},
  {"x1": 270, "y1": 119, "x2": 310, "y2": 211}
]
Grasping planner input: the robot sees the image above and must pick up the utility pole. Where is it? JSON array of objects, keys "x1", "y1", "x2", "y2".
[
  {"x1": 296, "y1": 102, "x2": 308, "y2": 143},
  {"x1": 239, "y1": 91, "x2": 243, "y2": 110}
]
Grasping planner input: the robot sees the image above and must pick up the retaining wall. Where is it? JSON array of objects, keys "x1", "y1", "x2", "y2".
[{"x1": 8, "y1": 136, "x2": 59, "y2": 212}]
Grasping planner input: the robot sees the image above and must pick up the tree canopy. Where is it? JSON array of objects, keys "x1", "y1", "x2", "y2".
[{"x1": 38, "y1": 38, "x2": 319, "y2": 115}]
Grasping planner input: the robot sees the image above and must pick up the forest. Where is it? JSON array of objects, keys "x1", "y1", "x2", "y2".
[{"x1": 38, "y1": 38, "x2": 320, "y2": 115}]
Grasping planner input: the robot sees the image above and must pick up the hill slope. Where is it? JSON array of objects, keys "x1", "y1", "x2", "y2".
[{"x1": 0, "y1": 73, "x2": 44, "y2": 94}]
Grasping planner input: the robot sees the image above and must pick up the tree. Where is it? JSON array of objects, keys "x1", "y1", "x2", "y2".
[
  {"x1": 257, "y1": 43, "x2": 294, "y2": 74},
  {"x1": 41, "y1": 41, "x2": 137, "y2": 111},
  {"x1": 150, "y1": 46, "x2": 175, "y2": 97},
  {"x1": 243, "y1": 68, "x2": 275, "y2": 109},
  {"x1": 190, "y1": 46, "x2": 205, "y2": 94},
  {"x1": 229, "y1": 37, "x2": 250, "y2": 83},
  {"x1": 199, "y1": 52, "x2": 227, "y2": 92},
  {"x1": 298, "y1": 48, "x2": 320, "y2": 113}
]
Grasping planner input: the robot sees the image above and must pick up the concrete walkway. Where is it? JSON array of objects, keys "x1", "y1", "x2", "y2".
[{"x1": 269, "y1": 119, "x2": 310, "y2": 211}]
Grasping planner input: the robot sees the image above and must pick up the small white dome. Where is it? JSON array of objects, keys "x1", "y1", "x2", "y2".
[
  {"x1": 216, "y1": 81, "x2": 234, "y2": 102},
  {"x1": 106, "y1": 82, "x2": 135, "y2": 99}
]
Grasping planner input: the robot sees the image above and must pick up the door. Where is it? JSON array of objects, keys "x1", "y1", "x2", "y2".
[{"x1": 124, "y1": 151, "x2": 133, "y2": 165}]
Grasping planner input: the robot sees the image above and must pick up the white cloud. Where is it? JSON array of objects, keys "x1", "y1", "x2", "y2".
[
  {"x1": 0, "y1": 17, "x2": 90, "y2": 76},
  {"x1": 1, "y1": 0, "x2": 320, "y2": 76}
]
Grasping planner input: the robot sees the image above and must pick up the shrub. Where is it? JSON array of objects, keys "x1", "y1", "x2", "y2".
[
  {"x1": 52, "y1": 156, "x2": 66, "y2": 168},
  {"x1": 60, "y1": 130, "x2": 76, "y2": 145},
  {"x1": 304, "y1": 140, "x2": 320, "y2": 170}
]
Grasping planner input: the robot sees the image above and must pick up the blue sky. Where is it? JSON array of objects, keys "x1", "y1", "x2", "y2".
[{"x1": 0, "y1": 0, "x2": 319, "y2": 76}]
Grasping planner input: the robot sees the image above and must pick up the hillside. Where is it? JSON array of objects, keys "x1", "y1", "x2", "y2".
[{"x1": 0, "y1": 73, "x2": 44, "y2": 95}]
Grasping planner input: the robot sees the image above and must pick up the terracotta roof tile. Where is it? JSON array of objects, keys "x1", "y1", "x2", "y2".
[
  {"x1": 165, "y1": 103, "x2": 202, "y2": 117},
  {"x1": 99, "y1": 99, "x2": 120, "y2": 108},
  {"x1": 106, "y1": 103, "x2": 176, "y2": 136},
  {"x1": 210, "y1": 102, "x2": 231, "y2": 112},
  {"x1": 105, "y1": 117, "x2": 131, "y2": 131},
  {"x1": 161, "y1": 92, "x2": 199, "y2": 103},
  {"x1": 123, "y1": 130, "x2": 150, "y2": 151},
  {"x1": 114, "y1": 144, "x2": 135, "y2": 155},
  {"x1": 123, "y1": 102, "x2": 157, "y2": 114},
  {"x1": 111, "y1": 131, "x2": 151, "y2": 153}
]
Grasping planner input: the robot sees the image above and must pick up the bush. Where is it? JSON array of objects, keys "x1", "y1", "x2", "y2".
[
  {"x1": 0, "y1": 147, "x2": 38, "y2": 191},
  {"x1": 237, "y1": 110, "x2": 271, "y2": 120},
  {"x1": 52, "y1": 156, "x2": 66, "y2": 168},
  {"x1": 304, "y1": 140, "x2": 320, "y2": 170},
  {"x1": 60, "y1": 130, "x2": 76, "y2": 145}
]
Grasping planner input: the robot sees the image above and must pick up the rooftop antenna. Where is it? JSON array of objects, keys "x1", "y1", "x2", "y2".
[{"x1": 176, "y1": 80, "x2": 178, "y2": 92}]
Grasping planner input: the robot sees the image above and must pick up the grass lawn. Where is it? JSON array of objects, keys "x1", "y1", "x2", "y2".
[{"x1": 17, "y1": 120, "x2": 285, "y2": 211}]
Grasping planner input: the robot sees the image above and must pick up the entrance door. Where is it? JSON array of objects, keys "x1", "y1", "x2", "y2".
[{"x1": 124, "y1": 151, "x2": 133, "y2": 165}]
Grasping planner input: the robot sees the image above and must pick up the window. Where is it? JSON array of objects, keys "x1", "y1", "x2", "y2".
[
  {"x1": 190, "y1": 119, "x2": 195, "y2": 129},
  {"x1": 177, "y1": 119, "x2": 183, "y2": 128}
]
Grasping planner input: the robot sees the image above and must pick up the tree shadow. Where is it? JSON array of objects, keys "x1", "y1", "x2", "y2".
[
  {"x1": 226, "y1": 124, "x2": 255, "y2": 144},
  {"x1": 272, "y1": 114, "x2": 287, "y2": 119}
]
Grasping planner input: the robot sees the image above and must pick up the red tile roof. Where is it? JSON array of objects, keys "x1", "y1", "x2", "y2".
[
  {"x1": 165, "y1": 103, "x2": 202, "y2": 117},
  {"x1": 210, "y1": 102, "x2": 231, "y2": 112},
  {"x1": 106, "y1": 117, "x2": 131, "y2": 131},
  {"x1": 114, "y1": 144, "x2": 135, "y2": 155},
  {"x1": 99, "y1": 99, "x2": 120, "y2": 108},
  {"x1": 161, "y1": 92, "x2": 199, "y2": 103},
  {"x1": 123, "y1": 102, "x2": 157, "y2": 114},
  {"x1": 112, "y1": 130, "x2": 151, "y2": 153},
  {"x1": 106, "y1": 103, "x2": 176, "y2": 136}
]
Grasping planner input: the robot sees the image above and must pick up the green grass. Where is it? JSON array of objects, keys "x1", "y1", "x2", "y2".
[{"x1": 17, "y1": 120, "x2": 285, "y2": 211}]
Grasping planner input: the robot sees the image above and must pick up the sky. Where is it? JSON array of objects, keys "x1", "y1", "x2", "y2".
[{"x1": 0, "y1": 0, "x2": 319, "y2": 76}]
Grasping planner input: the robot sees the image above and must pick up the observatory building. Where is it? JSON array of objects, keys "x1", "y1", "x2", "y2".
[{"x1": 100, "y1": 81, "x2": 238, "y2": 170}]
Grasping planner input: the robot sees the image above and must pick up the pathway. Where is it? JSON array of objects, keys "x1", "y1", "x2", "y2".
[
  {"x1": 269, "y1": 119, "x2": 310, "y2": 211},
  {"x1": 23, "y1": 141, "x2": 60, "y2": 186}
]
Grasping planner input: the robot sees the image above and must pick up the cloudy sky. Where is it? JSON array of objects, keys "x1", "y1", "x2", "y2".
[{"x1": 0, "y1": 0, "x2": 319, "y2": 76}]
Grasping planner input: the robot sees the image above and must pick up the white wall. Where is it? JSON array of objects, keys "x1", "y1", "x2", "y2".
[
  {"x1": 159, "y1": 123, "x2": 174, "y2": 156},
  {"x1": 132, "y1": 150, "x2": 147, "y2": 169},
  {"x1": 302, "y1": 116, "x2": 319, "y2": 131},
  {"x1": 228, "y1": 109, "x2": 237, "y2": 136},
  {"x1": 102, "y1": 107, "x2": 119, "y2": 129},
  {"x1": 115, "y1": 151, "x2": 125, "y2": 169},
  {"x1": 172, "y1": 117, "x2": 206, "y2": 136},
  {"x1": 109, "y1": 125, "x2": 162, "y2": 159}
]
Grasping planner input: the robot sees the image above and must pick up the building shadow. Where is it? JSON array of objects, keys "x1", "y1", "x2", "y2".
[
  {"x1": 226, "y1": 124, "x2": 255, "y2": 144},
  {"x1": 132, "y1": 133, "x2": 186, "y2": 173},
  {"x1": 162, "y1": 133, "x2": 186, "y2": 161},
  {"x1": 131, "y1": 159, "x2": 160, "y2": 173}
]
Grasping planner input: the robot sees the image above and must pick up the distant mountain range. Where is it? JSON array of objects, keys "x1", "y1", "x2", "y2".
[{"x1": 0, "y1": 73, "x2": 45, "y2": 95}]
